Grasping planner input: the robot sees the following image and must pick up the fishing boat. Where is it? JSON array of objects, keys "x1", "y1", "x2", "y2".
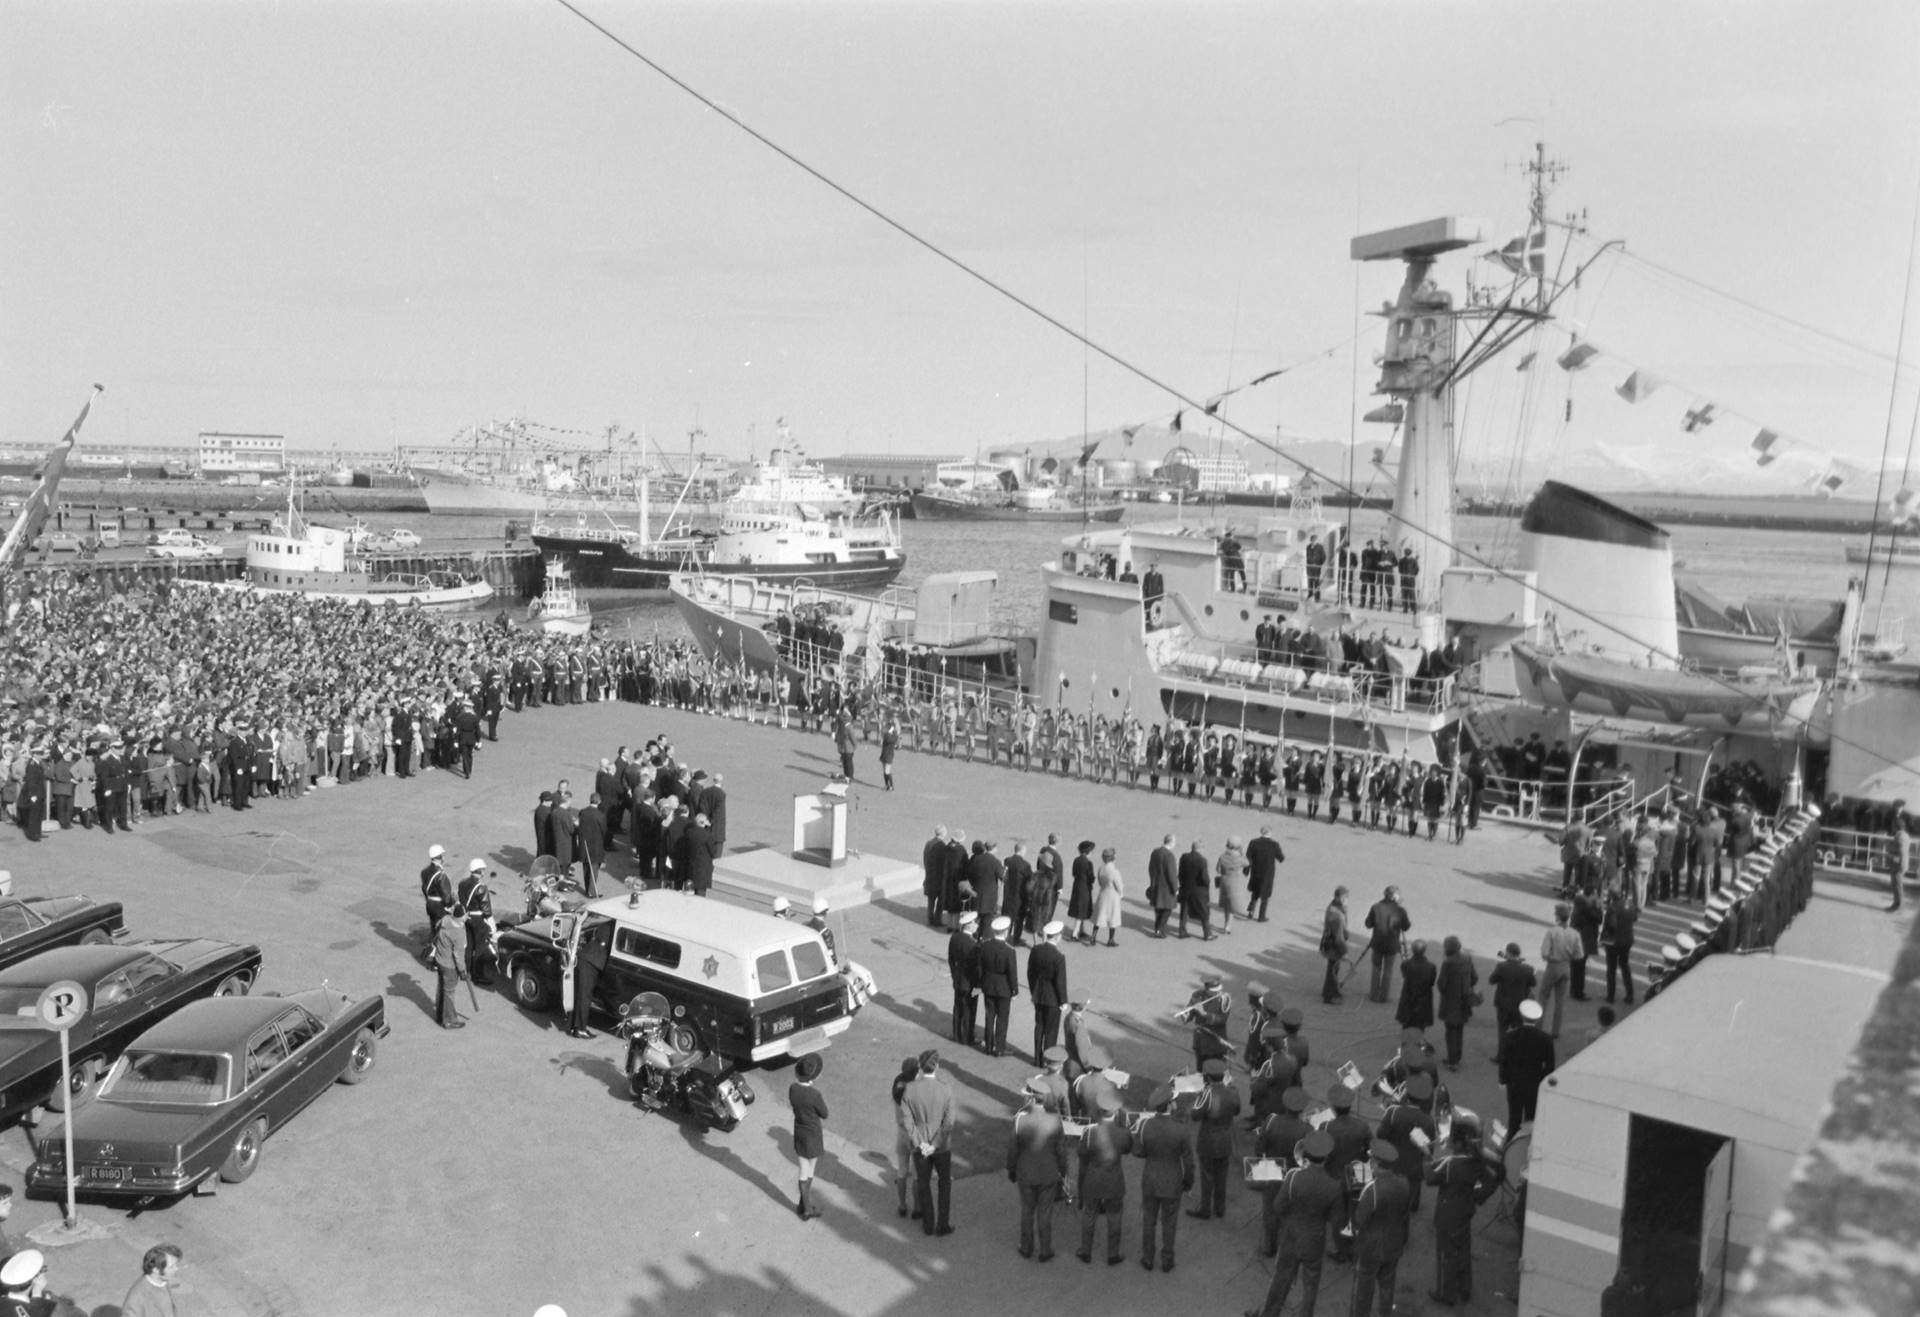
[
  {"x1": 183, "y1": 484, "x2": 493, "y2": 608},
  {"x1": 670, "y1": 570, "x2": 1029, "y2": 689},
  {"x1": 534, "y1": 506, "x2": 904, "y2": 593},
  {"x1": 528, "y1": 559, "x2": 592, "y2": 636}
]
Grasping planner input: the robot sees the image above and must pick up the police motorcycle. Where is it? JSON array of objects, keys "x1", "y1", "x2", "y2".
[
  {"x1": 616, "y1": 991, "x2": 754, "y2": 1133},
  {"x1": 503, "y1": 855, "x2": 590, "y2": 928}
]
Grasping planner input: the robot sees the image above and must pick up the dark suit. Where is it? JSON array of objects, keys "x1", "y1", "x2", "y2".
[
  {"x1": 975, "y1": 936, "x2": 1019, "y2": 1057},
  {"x1": 1002, "y1": 854, "x2": 1033, "y2": 944},
  {"x1": 574, "y1": 804, "x2": 607, "y2": 897},
  {"x1": 226, "y1": 736, "x2": 253, "y2": 809},
  {"x1": 1176, "y1": 850, "x2": 1211, "y2": 937},
  {"x1": 453, "y1": 707, "x2": 481, "y2": 777},
  {"x1": 533, "y1": 801, "x2": 554, "y2": 858},
  {"x1": 923, "y1": 835, "x2": 950, "y2": 925},
  {"x1": 16, "y1": 756, "x2": 45, "y2": 841},
  {"x1": 1394, "y1": 952, "x2": 1438, "y2": 1031},
  {"x1": 1377, "y1": 1102, "x2": 1436, "y2": 1214},
  {"x1": 570, "y1": 917, "x2": 612, "y2": 1034},
  {"x1": 1147, "y1": 844, "x2": 1178, "y2": 935},
  {"x1": 1245, "y1": 835, "x2": 1284, "y2": 917},
  {"x1": 682, "y1": 819, "x2": 718, "y2": 895},
  {"x1": 947, "y1": 929, "x2": 980, "y2": 1044},
  {"x1": 1078, "y1": 1116, "x2": 1133, "y2": 1263},
  {"x1": 1026, "y1": 941, "x2": 1068, "y2": 1063},
  {"x1": 1135, "y1": 1112, "x2": 1194, "y2": 1269},
  {"x1": 968, "y1": 850, "x2": 1005, "y2": 927}
]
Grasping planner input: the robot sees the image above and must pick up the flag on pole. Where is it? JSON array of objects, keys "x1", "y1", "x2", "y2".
[
  {"x1": 1751, "y1": 429, "x2": 1783, "y2": 466},
  {"x1": 1515, "y1": 350, "x2": 1537, "y2": 372},
  {"x1": 1682, "y1": 403, "x2": 1717, "y2": 433},
  {"x1": 1493, "y1": 228, "x2": 1547, "y2": 276},
  {"x1": 1556, "y1": 343, "x2": 1599, "y2": 372},
  {"x1": 1170, "y1": 410, "x2": 1184, "y2": 433},
  {"x1": 1614, "y1": 370, "x2": 1663, "y2": 404},
  {"x1": 1813, "y1": 466, "x2": 1847, "y2": 497},
  {"x1": 1122, "y1": 424, "x2": 1141, "y2": 447},
  {"x1": 1203, "y1": 393, "x2": 1226, "y2": 417},
  {"x1": 1248, "y1": 367, "x2": 1286, "y2": 388}
]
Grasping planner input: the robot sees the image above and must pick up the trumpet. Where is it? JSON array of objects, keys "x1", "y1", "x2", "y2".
[{"x1": 1172, "y1": 989, "x2": 1229, "y2": 1023}]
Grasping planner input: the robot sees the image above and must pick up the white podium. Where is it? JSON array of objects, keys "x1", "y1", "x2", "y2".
[{"x1": 792, "y1": 782, "x2": 849, "y2": 868}]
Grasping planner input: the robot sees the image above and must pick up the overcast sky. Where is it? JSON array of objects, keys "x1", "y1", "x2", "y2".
[{"x1": 4, "y1": 0, "x2": 1917, "y2": 482}]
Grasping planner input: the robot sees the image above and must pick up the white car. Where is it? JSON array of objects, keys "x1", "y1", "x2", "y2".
[
  {"x1": 145, "y1": 533, "x2": 223, "y2": 560},
  {"x1": 384, "y1": 528, "x2": 421, "y2": 550}
]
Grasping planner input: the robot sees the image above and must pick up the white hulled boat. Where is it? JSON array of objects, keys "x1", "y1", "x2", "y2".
[
  {"x1": 186, "y1": 485, "x2": 493, "y2": 608},
  {"x1": 528, "y1": 559, "x2": 592, "y2": 636}
]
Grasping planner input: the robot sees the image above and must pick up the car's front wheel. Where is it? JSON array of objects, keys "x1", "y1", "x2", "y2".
[
  {"x1": 510, "y1": 963, "x2": 551, "y2": 1011},
  {"x1": 338, "y1": 1028, "x2": 377, "y2": 1085},
  {"x1": 79, "y1": 930, "x2": 113, "y2": 946},
  {"x1": 213, "y1": 972, "x2": 252, "y2": 997},
  {"x1": 219, "y1": 1118, "x2": 267, "y2": 1184}
]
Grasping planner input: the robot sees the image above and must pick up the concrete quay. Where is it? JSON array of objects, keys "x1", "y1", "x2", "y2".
[{"x1": 0, "y1": 700, "x2": 1901, "y2": 1317}]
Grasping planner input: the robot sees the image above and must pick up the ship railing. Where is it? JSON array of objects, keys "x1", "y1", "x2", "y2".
[{"x1": 1813, "y1": 825, "x2": 1916, "y2": 881}]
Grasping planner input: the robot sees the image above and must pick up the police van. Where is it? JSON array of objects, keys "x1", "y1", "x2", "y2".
[{"x1": 496, "y1": 890, "x2": 851, "y2": 1064}]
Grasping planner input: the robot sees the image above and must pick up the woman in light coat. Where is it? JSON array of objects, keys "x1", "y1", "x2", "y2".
[
  {"x1": 1092, "y1": 846, "x2": 1125, "y2": 947},
  {"x1": 1214, "y1": 836, "x2": 1249, "y2": 933}
]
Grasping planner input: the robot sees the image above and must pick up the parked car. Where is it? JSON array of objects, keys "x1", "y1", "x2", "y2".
[
  {"x1": 28, "y1": 986, "x2": 385, "y2": 1198},
  {"x1": 495, "y1": 892, "x2": 851, "y2": 1065},
  {"x1": 0, "y1": 896, "x2": 125, "y2": 973},
  {"x1": 0, "y1": 941, "x2": 262, "y2": 1125},
  {"x1": 385, "y1": 528, "x2": 421, "y2": 550},
  {"x1": 43, "y1": 530, "x2": 85, "y2": 554},
  {"x1": 145, "y1": 531, "x2": 222, "y2": 560}
]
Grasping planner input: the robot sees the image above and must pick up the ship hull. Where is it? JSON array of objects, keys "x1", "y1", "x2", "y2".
[
  {"x1": 910, "y1": 493, "x2": 1126, "y2": 522},
  {"x1": 532, "y1": 532, "x2": 904, "y2": 593},
  {"x1": 1844, "y1": 542, "x2": 1920, "y2": 567}
]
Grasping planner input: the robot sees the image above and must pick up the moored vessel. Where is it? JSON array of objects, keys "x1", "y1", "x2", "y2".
[
  {"x1": 528, "y1": 559, "x2": 592, "y2": 636},
  {"x1": 181, "y1": 486, "x2": 493, "y2": 608},
  {"x1": 910, "y1": 485, "x2": 1127, "y2": 522},
  {"x1": 535, "y1": 506, "x2": 904, "y2": 594}
]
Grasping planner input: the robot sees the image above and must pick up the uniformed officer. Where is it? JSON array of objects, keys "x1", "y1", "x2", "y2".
[
  {"x1": 1133, "y1": 1085, "x2": 1193, "y2": 1272},
  {"x1": 1251, "y1": 1007, "x2": 1308, "y2": 1120},
  {"x1": 1187, "y1": 1056, "x2": 1242, "y2": 1221},
  {"x1": 1247, "y1": 1128, "x2": 1340, "y2": 1317},
  {"x1": 1033, "y1": 1046, "x2": 1072, "y2": 1117},
  {"x1": 1256, "y1": 1087, "x2": 1313, "y2": 1255},
  {"x1": 1350, "y1": 1139, "x2": 1412, "y2": 1317},
  {"x1": 1376, "y1": 1072, "x2": 1438, "y2": 1215},
  {"x1": 1007, "y1": 1076, "x2": 1068, "y2": 1261},
  {"x1": 457, "y1": 858, "x2": 495, "y2": 986},
  {"x1": 1076, "y1": 1089, "x2": 1132, "y2": 1265},
  {"x1": 420, "y1": 844, "x2": 454, "y2": 957},
  {"x1": 976, "y1": 917, "x2": 1020, "y2": 1058},
  {"x1": 947, "y1": 912, "x2": 980, "y2": 1046},
  {"x1": 1243, "y1": 982, "x2": 1280, "y2": 1070},
  {"x1": 1323, "y1": 1082, "x2": 1372, "y2": 1263},
  {"x1": 1425, "y1": 1113, "x2": 1501, "y2": 1306},
  {"x1": 1183, "y1": 974, "x2": 1232, "y2": 1071}
]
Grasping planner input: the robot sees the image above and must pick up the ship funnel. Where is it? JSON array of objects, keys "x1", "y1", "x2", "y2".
[{"x1": 1517, "y1": 482, "x2": 1678, "y2": 665}]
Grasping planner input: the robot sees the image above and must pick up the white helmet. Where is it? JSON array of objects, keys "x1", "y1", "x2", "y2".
[
  {"x1": 428, "y1": 844, "x2": 445, "y2": 860},
  {"x1": 772, "y1": 896, "x2": 791, "y2": 915}
]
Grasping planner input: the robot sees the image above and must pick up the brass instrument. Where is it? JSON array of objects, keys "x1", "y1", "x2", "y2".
[
  {"x1": 1346, "y1": 1160, "x2": 1374, "y2": 1191},
  {"x1": 1172, "y1": 989, "x2": 1229, "y2": 1023},
  {"x1": 1125, "y1": 1110, "x2": 1151, "y2": 1136}
]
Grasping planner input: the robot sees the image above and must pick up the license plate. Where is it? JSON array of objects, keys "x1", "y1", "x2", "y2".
[
  {"x1": 84, "y1": 1166, "x2": 126, "y2": 1182},
  {"x1": 768, "y1": 1016, "x2": 796, "y2": 1036}
]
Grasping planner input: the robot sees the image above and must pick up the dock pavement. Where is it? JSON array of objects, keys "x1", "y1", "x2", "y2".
[{"x1": 0, "y1": 700, "x2": 1904, "y2": 1316}]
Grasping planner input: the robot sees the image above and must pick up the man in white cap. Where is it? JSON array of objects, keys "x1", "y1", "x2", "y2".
[
  {"x1": 1027, "y1": 921, "x2": 1069, "y2": 1065},
  {"x1": 1498, "y1": 999, "x2": 1556, "y2": 1140},
  {"x1": 976, "y1": 916, "x2": 1020, "y2": 1058},
  {"x1": 809, "y1": 895, "x2": 838, "y2": 967},
  {"x1": 772, "y1": 895, "x2": 794, "y2": 920},
  {"x1": 420, "y1": 844, "x2": 454, "y2": 959},
  {"x1": 0, "y1": 1248, "x2": 48, "y2": 1312},
  {"x1": 458, "y1": 859, "x2": 496, "y2": 987},
  {"x1": 948, "y1": 912, "x2": 981, "y2": 1047}
]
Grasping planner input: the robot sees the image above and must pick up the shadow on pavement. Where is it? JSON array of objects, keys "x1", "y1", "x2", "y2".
[{"x1": 383, "y1": 970, "x2": 436, "y2": 1021}]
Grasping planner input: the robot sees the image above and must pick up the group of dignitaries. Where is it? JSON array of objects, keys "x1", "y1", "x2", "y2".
[{"x1": 903, "y1": 957, "x2": 1508, "y2": 1316}]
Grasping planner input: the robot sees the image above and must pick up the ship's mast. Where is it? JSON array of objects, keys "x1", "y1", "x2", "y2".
[{"x1": 1352, "y1": 218, "x2": 1483, "y2": 607}]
